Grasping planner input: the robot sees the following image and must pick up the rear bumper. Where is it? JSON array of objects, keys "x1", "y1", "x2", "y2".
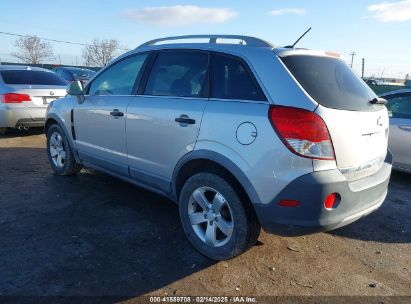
[
  {"x1": 0, "y1": 107, "x2": 46, "y2": 128},
  {"x1": 254, "y1": 151, "x2": 393, "y2": 235}
]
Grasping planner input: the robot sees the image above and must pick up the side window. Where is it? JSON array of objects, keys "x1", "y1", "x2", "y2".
[
  {"x1": 144, "y1": 51, "x2": 208, "y2": 97},
  {"x1": 386, "y1": 94, "x2": 411, "y2": 119},
  {"x1": 211, "y1": 53, "x2": 266, "y2": 101},
  {"x1": 88, "y1": 54, "x2": 148, "y2": 96}
]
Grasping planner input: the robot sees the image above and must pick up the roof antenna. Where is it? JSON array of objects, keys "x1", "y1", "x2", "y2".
[{"x1": 285, "y1": 27, "x2": 312, "y2": 48}]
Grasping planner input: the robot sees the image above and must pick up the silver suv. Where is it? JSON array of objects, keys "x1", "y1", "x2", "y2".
[{"x1": 45, "y1": 35, "x2": 392, "y2": 260}]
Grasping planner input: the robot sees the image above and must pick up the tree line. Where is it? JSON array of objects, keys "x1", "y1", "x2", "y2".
[{"x1": 10, "y1": 36, "x2": 126, "y2": 67}]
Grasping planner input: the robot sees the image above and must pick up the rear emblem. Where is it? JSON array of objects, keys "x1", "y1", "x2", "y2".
[
  {"x1": 377, "y1": 116, "x2": 383, "y2": 126},
  {"x1": 50, "y1": 91, "x2": 55, "y2": 96}
]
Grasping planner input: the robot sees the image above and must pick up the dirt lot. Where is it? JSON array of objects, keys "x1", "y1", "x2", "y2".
[{"x1": 0, "y1": 129, "x2": 410, "y2": 299}]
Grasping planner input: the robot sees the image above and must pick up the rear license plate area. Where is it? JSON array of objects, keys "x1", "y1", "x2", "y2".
[{"x1": 42, "y1": 97, "x2": 57, "y2": 104}]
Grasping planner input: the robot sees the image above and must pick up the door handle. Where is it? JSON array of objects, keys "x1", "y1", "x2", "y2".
[
  {"x1": 175, "y1": 115, "x2": 195, "y2": 125},
  {"x1": 110, "y1": 109, "x2": 124, "y2": 117},
  {"x1": 399, "y1": 125, "x2": 411, "y2": 132}
]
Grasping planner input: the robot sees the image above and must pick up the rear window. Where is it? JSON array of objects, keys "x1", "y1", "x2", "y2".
[
  {"x1": 0, "y1": 70, "x2": 67, "y2": 86},
  {"x1": 282, "y1": 55, "x2": 378, "y2": 111}
]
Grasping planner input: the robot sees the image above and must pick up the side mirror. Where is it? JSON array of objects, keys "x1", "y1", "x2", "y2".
[{"x1": 67, "y1": 81, "x2": 84, "y2": 96}]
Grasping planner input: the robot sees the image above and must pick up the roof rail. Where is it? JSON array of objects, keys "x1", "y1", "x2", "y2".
[{"x1": 137, "y1": 35, "x2": 274, "y2": 48}]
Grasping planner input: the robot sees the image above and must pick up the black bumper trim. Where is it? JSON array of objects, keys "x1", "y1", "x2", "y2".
[{"x1": 254, "y1": 151, "x2": 393, "y2": 236}]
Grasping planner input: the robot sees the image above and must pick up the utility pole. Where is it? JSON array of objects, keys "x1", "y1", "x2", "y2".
[
  {"x1": 361, "y1": 58, "x2": 365, "y2": 79},
  {"x1": 349, "y1": 51, "x2": 356, "y2": 68}
]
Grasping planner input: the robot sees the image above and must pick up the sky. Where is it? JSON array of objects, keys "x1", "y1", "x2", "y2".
[{"x1": 0, "y1": 0, "x2": 410, "y2": 78}]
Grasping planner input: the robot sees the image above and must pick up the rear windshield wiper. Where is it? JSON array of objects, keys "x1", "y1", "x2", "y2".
[{"x1": 369, "y1": 97, "x2": 387, "y2": 105}]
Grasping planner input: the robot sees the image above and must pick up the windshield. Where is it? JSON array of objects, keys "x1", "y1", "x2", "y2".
[
  {"x1": 282, "y1": 55, "x2": 378, "y2": 111},
  {"x1": 1, "y1": 70, "x2": 67, "y2": 86},
  {"x1": 67, "y1": 68, "x2": 96, "y2": 79}
]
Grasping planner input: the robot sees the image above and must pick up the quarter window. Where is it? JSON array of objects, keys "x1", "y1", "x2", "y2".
[
  {"x1": 211, "y1": 53, "x2": 265, "y2": 101},
  {"x1": 88, "y1": 54, "x2": 148, "y2": 96},
  {"x1": 144, "y1": 51, "x2": 208, "y2": 97}
]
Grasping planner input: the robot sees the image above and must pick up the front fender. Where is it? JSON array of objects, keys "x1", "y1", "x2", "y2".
[{"x1": 45, "y1": 111, "x2": 80, "y2": 163}]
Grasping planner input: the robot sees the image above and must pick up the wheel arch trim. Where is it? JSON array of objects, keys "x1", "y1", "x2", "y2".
[
  {"x1": 172, "y1": 149, "x2": 262, "y2": 205},
  {"x1": 45, "y1": 113, "x2": 80, "y2": 163}
]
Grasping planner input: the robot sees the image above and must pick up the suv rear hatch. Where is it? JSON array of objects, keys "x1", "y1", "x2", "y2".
[{"x1": 281, "y1": 53, "x2": 389, "y2": 180}]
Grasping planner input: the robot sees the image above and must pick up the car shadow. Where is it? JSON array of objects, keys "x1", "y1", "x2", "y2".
[
  {"x1": 329, "y1": 171, "x2": 411, "y2": 243},
  {"x1": 0, "y1": 147, "x2": 215, "y2": 297},
  {"x1": 0, "y1": 127, "x2": 44, "y2": 138}
]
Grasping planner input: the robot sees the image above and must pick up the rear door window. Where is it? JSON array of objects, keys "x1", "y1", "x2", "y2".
[
  {"x1": 211, "y1": 53, "x2": 266, "y2": 101},
  {"x1": 144, "y1": 51, "x2": 208, "y2": 98},
  {"x1": 282, "y1": 55, "x2": 378, "y2": 111},
  {"x1": 1, "y1": 70, "x2": 67, "y2": 86}
]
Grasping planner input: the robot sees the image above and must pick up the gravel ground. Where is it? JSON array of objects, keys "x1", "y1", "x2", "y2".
[{"x1": 0, "y1": 129, "x2": 410, "y2": 299}]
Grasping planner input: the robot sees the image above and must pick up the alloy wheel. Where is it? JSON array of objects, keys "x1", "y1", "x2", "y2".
[
  {"x1": 49, "y1": 132, "x2": 66, "y2": 168},
  {"x1": 188, "y1": 186, "x2": 234, "y2": 247}
]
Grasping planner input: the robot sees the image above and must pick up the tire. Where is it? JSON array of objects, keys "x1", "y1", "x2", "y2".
[
  {"x1": 46, "y1": 124, "x2": 82, "y2": 175},
  {"x1": 0, "y1": 127, "x2": 7, "y2": 135},
  {"x1": 179, "y1": 172, "x2": 261, "y2": 260}
]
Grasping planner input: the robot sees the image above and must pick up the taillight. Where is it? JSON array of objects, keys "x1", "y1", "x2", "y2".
[
  {"x1": 2, "y1": 93, "x2": 31, "y2": 103},
  {"x1": 268, "y1": 106, "x2": 335, "y2": 160}
]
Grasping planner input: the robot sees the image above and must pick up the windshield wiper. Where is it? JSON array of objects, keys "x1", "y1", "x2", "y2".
[{"x1": 369, "y1": 97, "x2": 387, "y2": 105}]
